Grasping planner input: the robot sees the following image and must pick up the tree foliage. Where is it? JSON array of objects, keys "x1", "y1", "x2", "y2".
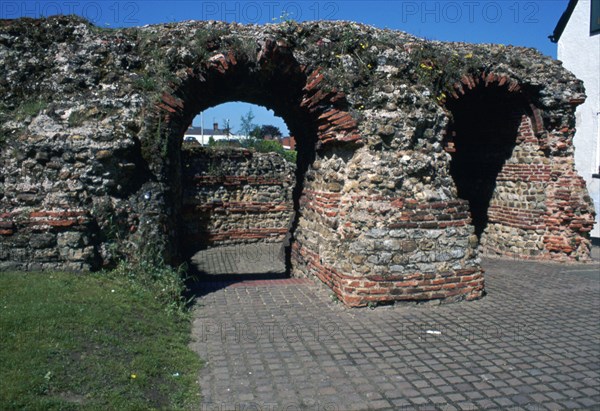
[
  {"x1": 252, "y1": 139, "x2": 297, "y2": 163},
  {"x1": 259, "y1": 124, "x2": 282, "y2": 138},
  {"x1": 250, "y1": 125, "x2": 262, "y2": 139},
  {"x1": 239, "y1": 109, "x2": 256, "y2": 138}
]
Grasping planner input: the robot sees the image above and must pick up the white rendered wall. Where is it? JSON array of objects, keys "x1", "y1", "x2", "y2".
[
  {"x1": 184, "y1": 133, "x2": 245, "y2": 145},
  {"x1": 558, "y1": 0, "x2": 600, "y2": 239}
]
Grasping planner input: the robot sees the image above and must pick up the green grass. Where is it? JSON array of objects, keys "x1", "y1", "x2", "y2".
[{"x1": 0, "y1": 271, "x2": 202, "y2": 410}]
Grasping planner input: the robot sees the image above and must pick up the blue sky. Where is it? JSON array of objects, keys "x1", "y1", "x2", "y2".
[{"x1": 2, "y1": 0, "x2": 570, "y2": 135}]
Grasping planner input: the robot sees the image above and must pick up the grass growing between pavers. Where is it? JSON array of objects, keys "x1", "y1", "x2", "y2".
[{"x1": 0, "y1": 271, "x2": 202, "y2": 410}]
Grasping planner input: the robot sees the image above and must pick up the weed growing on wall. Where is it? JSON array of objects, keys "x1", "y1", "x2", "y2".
[
  {"x1": 409, "y1": 43, "x2": 485, "y2": 101},
  {"x1": 227, "y1": 36, "x2": 260, "y2": 62},
  {"x1": 0, "y1": 99, "x2": 48, "y2": 145},
  {"x1": 134, "y1": 29, "x2": 181, "y2": 97},
  {"x1": 139, "y1": 113, "x2": 170, "y2": 167},
  {"x1": 193, "y1": 27, "x2": 228, "y2": 60},
  {"x1": 319, "y1": 25, "x2": 379, "y2": 94},
  {"x1": 15, "y1": 99, "x2": 48, "y2": 121},
  {"x1": 134, "y1": 74, "x2": 158, "y2": 92}
]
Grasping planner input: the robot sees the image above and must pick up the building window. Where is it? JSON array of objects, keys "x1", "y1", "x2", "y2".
[{"x1": 592, "y1": 0, "x2": 600, "y2": 35}]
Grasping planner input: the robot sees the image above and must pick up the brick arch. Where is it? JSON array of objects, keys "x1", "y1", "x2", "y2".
[
  {"x1": 447, "y1": 71, "x2": 546, "y2": 137},
  {"x1": 443, "y1": 72, "x2": 594, "y2": 260},
  {"x1": 153, "y1": 38, "x2": 363, "y2": 152},
  {"x1": 145, "y1": 37, "x2": 363, "y2": 267}
]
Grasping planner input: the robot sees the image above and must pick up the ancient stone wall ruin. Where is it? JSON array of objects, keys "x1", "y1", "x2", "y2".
[
  {"x1": 181, "y1": 146, "x2": 295, "y2": 256},
  {"x1": 0, "y1": 16, "x2": 595, "y2": 306}
]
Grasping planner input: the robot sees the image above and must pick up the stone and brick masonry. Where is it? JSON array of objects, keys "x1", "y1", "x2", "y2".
[
  {"x1": 180, "y1": 146, "x2": 295, "y2": 256},
  {"x1": 0, "y1": 16, "x2": 595, "y2": 306}
]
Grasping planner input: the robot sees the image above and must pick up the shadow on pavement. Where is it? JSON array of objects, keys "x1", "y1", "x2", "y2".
[{"x1": 184, "y1": 243, "x2": 290, "y2": 299}]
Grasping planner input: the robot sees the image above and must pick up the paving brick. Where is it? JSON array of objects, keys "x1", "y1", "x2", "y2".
[{"x1": 190, "y1": 246, "x2": 600, "y2": 410}]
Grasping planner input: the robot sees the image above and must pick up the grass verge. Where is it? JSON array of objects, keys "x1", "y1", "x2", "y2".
[{"x1": 0, "y1": 271, "x2": 202, "y2": 410}]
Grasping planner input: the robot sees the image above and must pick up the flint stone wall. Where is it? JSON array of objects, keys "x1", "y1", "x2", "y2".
[
  {"x1": 181, "y1": 146, "x2": 295, "y2": 255},
  {"x1": 0, "y1": 16, "x2": 595, "y2": 306}
]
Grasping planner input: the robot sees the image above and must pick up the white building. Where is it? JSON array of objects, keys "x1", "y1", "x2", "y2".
[
  {"x1": 183, "y1": 122, "x2": 245, "y2": 145},
  {"x1": 551, "y1": 0, "x2": 600, "y2": 241}
]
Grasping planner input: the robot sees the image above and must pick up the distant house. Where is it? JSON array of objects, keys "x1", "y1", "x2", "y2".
[
  {"x1": 280, "y1": 136, "x2": 296, "y2": 151},
  {"x1": 551, "y1": 0, "x2": 600, "y2": 241},
  {"x1": 263, "y1": 134, "x2": 296, "y2": 151},
  {"x1": 183, "y1": 122, "x2": 244, "y2": 145}
]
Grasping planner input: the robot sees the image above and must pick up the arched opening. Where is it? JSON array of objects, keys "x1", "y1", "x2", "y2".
[
  {"x1": 141, "y1": 38, "x2": 364, "y2": 296},
  {"x1": 146, "y1": 42, "x2": 361, "y2": 283},
  {"x1": 174, "y1": 87, "x2": 317, "y2": 279},
  {"x1": 180, "y1": 102, "x2": 297, "y2": 279},
  {"x1": 444, "y1": 81, "x2": 530, "y2": 243}
]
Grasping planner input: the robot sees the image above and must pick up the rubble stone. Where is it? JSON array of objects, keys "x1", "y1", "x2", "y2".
[{"x1": 0, "y1": 16, "x2": 595, "y2": 306}]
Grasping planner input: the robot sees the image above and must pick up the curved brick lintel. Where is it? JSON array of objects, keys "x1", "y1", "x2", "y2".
[{"x1": 157, "y1": 39, "x2": 363, "y2": 150}]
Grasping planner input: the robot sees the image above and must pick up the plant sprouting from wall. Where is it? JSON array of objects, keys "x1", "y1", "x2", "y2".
[
  {"x1": 152, "y1": 114, "x2": 171, "y2": 158},
  {"x1": 133, "y1": 30, "x2": 179, "y2": 95},
  {"x1": 0, "y1": 99, "x2": 48, "y2": 145},
  {"x1": 319, "y1": 25, "x2": 378, "y2": 94},
  {"x1": 139, "y1": 113, "x2": 170, "y2": 165},
  {"x1": 409, "y1": 44, "x2": 485, "y2": 101},
  {"x1": 225, "y1": 36, "x2": 259, "y2": 63},
  {"x1": 15, "y1": 99, "x2": 48, "y2": 121},
  {"x1": 194, "y1": 27, "x2": 228, "y2": 59}
]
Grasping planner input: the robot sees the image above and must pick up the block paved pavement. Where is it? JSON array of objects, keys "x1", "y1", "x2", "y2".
[{"x1": 188, "y1": 244, "x2": 600, "y2": 411}]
